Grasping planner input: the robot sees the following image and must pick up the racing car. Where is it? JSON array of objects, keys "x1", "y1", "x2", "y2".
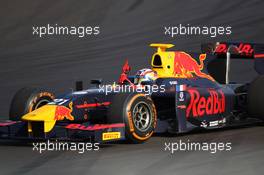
[{"x1": 0, "y1": 42, "x2": 264, "y2": 143}]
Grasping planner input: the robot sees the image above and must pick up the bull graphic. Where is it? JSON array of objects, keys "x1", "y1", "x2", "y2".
[
  {"x1": 54, "y1": 102, "x2": 74, "y2": 121},
  {"x1": 173, "y1": 52, "x2": 215, "y2": 81}
]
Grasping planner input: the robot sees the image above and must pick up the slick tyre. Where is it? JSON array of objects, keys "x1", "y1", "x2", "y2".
[
  {"x1": 108, "y1": 93, "x2": 157, "y2": 143},
  {"x1": 9, "y1": 87, "x2": 55, "y2": 121},
  {"x1": 248, "y1": 75, "x2": 264, "y2": 120}
]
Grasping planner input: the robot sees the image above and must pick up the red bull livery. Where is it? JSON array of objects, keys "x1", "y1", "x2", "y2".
[{"x1": 0, "y1": 42, "x2": 264, "y2": 144}]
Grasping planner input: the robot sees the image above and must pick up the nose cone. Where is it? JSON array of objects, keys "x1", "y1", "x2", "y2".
[
  {"x1": 22, "y1": 105, "x2": 57, "y2": 121},
  {"x1": 22, "y1": 105, "x2": 57, "y2": 133}
]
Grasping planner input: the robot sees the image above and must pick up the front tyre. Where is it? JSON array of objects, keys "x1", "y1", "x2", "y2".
[
  {"x1": 108, "y1": 93, "x2": 157, "y2": 143},
  {"x1": 9, "y1": 87, "x2": 55, "y2": 121}
]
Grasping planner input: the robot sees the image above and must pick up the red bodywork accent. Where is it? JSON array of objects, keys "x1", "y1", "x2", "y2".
[
  {"x1": 0, "y1": 121, "x2": 18, "y2": 127},
  {"x1": 65, "y1": 123, "x2": 125, "y2": 131},
  {"x1": 254, "y1": 54, "x2": 264, "y2": 58},
  {"x1": 177, "y1": 105, "x2": 186, "y2": 109},
  {"x1": 186, "y1": 88, "x2": 225, "y2": 118},
  {"x1": 76, "y1": 102, "x2": 111, "y2": 109},
  {"x1": 55, "y1": 103, "x2": 74, "y2": 121}
]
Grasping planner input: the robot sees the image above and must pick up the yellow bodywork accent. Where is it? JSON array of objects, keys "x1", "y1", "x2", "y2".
[
  {"x1": 150, "y1": 43, "x2": 174, "y2": 52},
  {"x1": 152, "y1": 51, "x2": 176, "y2": 77},
  {"x1": 150, "y1": 43, "x2": 215, "y2": 81},
  {"x1": 22, "y1": 105, "x2": 57, "y2": 133},
  {"x1": 150, "y1": 43, "x2": 176, "y2": 77}
]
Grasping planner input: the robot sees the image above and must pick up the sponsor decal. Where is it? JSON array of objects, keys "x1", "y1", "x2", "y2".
[
  {"x1": 102, "y1": 132, "x2": 121, "y2": 141},
  {"x1": 173, "y1": 52, "x2": 215, "y2": 81},
  {"x1": 209, "y1": 118, "x2": 226, "y2": 127},
  {"x1": 200, "y1": 121, "x2": 208, "y2": 128},
  {"x1": 127, "y1": 111, "x2": 135, "y2": 132},
  {"x1": 186, "y1": 89, "x2": 225, "y2": 118},
  {"x1": 54, "y1": 102, "x2": 74, "y2": 121},
  {"x1": 65, "y1": 123, "x2": 125, "y2": 131},
  {"x1": 209, "y1": 120, "x2": 219, "y2": 127},
  {"x1": 169, "y1": 81, "x2": 178, "y2": 85},
  {"x1": 200, "y1": 118, "x2": 226, "y2": 128},
  {"x1": 179, "y1": 91, "x2": 185, "y2": 102},
  {"x1": 215, "y1": 43, "x2": 254, "y2": 56}
]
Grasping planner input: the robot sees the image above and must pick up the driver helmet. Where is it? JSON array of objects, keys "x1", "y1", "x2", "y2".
[{"x1": 135, "y1": 68, "x2": 158, "y2": 84}]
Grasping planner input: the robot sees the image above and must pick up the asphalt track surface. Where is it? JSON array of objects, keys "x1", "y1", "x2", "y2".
[{"x1": 0, "y1": 0, "x2": 264, "y2": 174}]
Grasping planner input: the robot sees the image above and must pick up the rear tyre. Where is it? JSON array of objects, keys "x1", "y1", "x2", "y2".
[
  {"x1": 248, "y1": 75, "x2": 264, "y2": 120},
  {"x1": 107, "y1": 93, "x2": 157, "y2": 143},
  {"x1": 9, "y1": 87, "x2": 55, "y2": 121}
]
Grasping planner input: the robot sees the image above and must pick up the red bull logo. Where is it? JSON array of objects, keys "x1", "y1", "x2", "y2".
[
  {"x1": 186, "y1": 89, "x2": 225, "y2": 118},
  {"x1": 173, "y1": 52, "x2": 215, "y2": 81},
  {"x1": 215, "y1": 43, "x2": 254, "y2": 56},
  {"x1": 54, "y1": 102, "x2": 74, "y2": 121}
]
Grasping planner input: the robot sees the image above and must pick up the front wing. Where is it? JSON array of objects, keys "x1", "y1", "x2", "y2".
[{"x1": 0, "y1": 120, "x2": 126, "y2": 143}]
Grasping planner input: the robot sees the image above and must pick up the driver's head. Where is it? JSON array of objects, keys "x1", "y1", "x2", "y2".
[{"x1": 135, "y1": 68, "x2": 157, "y2": 84}]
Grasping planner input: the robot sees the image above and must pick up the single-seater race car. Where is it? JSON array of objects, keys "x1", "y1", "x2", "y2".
[{"x1": 0, "y1": 42, "x2": 264, "y2": 143}]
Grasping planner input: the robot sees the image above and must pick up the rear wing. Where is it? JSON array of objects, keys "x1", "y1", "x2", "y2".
[
  {"x1": 201, "y1": 42, "x2": 264, "y2": 84},
  {"x1": 202, "y1": 42, "x2": 264, "y2": 74}
]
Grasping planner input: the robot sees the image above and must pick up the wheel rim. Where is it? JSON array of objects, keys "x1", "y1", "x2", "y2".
[{"x1": 132, "y1": 101, "x2": 152, "y2": 132}]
